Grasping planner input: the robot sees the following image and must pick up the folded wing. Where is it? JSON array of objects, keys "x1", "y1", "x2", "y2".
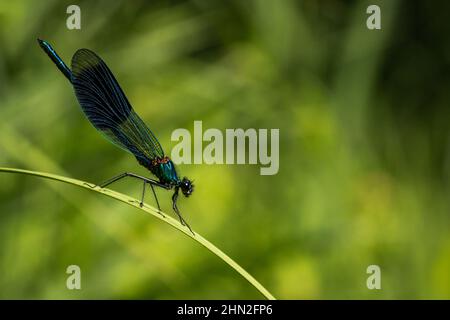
[{"x1": 70, "y1": 49, "x2": 165, "y2": 165}]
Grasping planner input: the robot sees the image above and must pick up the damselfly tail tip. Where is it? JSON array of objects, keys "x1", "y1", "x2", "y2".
[{"x1": 37, "y1": 38, "x2": 46, "y2": 48}]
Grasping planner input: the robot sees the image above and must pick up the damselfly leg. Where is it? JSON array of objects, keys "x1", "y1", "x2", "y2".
[
  {"x1": 149, "y1": 183, "x2": 161, "y2": 212},
  {"x1": 172, "y1": 187, "x2": 194, "y2": 235},
  {"x1": 140, "y1": 180, "x2": 146, "y2": 207},
  {"x1": 97, "y1": 172, "x2": 168, "y2": 217},
  {"x1": 89, "y1": 172, "x2": 194, "y2": 235}
]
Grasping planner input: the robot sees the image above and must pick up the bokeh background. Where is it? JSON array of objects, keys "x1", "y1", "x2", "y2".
[{"x1": 0, "y1": 0, "x2": 449, "y2": 299}]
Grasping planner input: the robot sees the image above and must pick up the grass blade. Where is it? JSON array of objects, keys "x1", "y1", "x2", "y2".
[{"x1": 0, "y1": 167, "x2": 276, "y2": 300}]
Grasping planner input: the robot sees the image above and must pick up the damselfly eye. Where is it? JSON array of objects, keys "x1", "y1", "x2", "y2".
[{"x1": 180, "y1": 177, "x2": 193, "y2": 197}]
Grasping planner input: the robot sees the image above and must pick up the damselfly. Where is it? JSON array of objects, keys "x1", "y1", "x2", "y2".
[{"x1": 38, "y1": 39, "x2": 194, "y2": 234}]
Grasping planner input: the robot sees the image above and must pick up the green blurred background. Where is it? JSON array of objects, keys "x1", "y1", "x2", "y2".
[{"x1": 0, "y1": 0, "x2": 449, "y2": 299}]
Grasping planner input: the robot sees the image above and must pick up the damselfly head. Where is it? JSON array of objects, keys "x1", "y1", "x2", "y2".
[{"x1": 180, "y1": 177, "x2": 194, "y2": 197}]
